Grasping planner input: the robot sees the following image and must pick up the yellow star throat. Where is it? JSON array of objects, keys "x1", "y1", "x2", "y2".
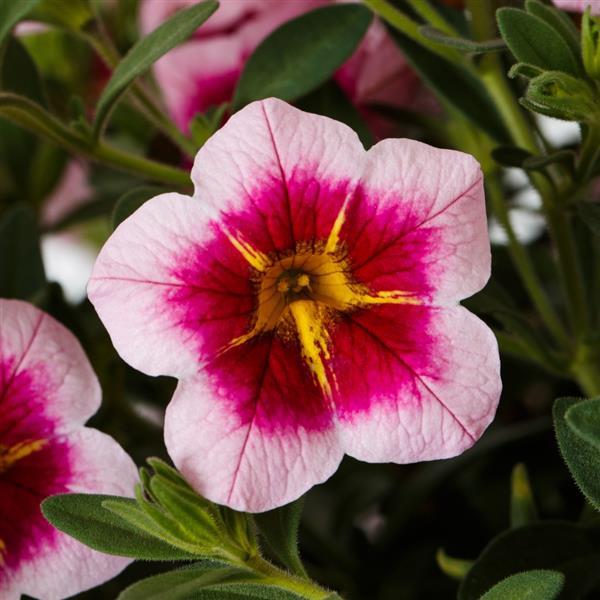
[
  {"x1": 222, "y1": 203, "x2": 420, "y2": 397},
  {"x1": 0, "y1": 439, "x2": 47, "y2": 474}
]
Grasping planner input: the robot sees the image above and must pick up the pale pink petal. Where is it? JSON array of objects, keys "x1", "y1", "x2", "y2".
[
  {"x1": 191, "y1": 97, "x2": 365, "y2": 248},
  {"x1": 165, "y1": 361, "x2": 343, "y2": 512},
  {"x1": 88, "y1": 192, "x2": 216, "y2": 378},
  {"x1": 5, "y1": 429, "x2": 137, "y2": 600},
  {"x1": 334, "y1": 305, "x2": 501, "y2": 462},
  {"x1": 553, "y1": 0, "x2": 600, "y2": 14},
  {"x1": 0, "y1": 299, "x2": 100, "y2": 431},
  {"x1": 348, "y1": 138, "x2": 488, "y2": 303}
]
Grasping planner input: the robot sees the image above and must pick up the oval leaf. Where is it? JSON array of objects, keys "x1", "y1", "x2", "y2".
[
  {"x1": 119, "y1": 563, "x2": 306, "y2": 600},
  {"x1": 93, "y1": 0, "x2": 219, "y2": 137},
  {"x1": 42, "y1": 493, "x2": 199, "y2": 560},
  {"x1": 566, "y1": 396, "x2": 600, "y2": 451},
  {"x1": 481, "y1": 570, "x2": 564, "y2": 600},
  {"x1": 497, "y1": 8, "x2": 582, "y2": 76},
  {"x1": 233, "y1": 4, "x2": 372, "y2": 110},
  {"x1": 254, "y1": 498, "x2": 306, "y2": 578},
  {"x1": 554, "y1": 397, "x2": 600, "y2": 509}
]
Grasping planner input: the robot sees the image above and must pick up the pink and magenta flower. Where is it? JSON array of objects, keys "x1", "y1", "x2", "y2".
[
  {"x1": 0, "y1": 299, "x2": 137, "y2": 599},
  {"x1": 140, "y1": 0, "x2": 426, "y2": 136},
  {"x1": 88, "y1": 98, "x2": 501, "y2": 513}
]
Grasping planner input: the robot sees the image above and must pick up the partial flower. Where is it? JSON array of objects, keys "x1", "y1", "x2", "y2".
[
  {"x1": 553, "y1": 0, "x2": 600, "y2": 14},
  {"x1": 89, "y1": 98, "x2": 501, "y2": 512},
  {"x1": 0, "y1": 299, "x2": 137, "y2": 600},
  {"x1": 140, "y1": 0, "x2": 426, "y2": 136}
]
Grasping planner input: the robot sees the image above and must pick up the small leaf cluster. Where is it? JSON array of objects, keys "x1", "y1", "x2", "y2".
[{"x1": 498, "y1": 0, "x2": 600, "y2": 124}]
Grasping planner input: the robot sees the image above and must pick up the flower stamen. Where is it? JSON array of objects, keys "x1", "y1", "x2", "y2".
[{"x1": 0, "y1": 439, "x2": 47, "y2": 474}]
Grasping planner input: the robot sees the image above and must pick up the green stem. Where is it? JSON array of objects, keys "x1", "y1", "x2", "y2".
[
  {"x1": 487, "y1": 177, "x2": 568, "y2": 345},
  {"x1": 467, "y1": 0, "x2": 588, "y2": 339},
  {"x1": 578, "y1": 123, "x2": 600, "y2": 183},
  {"x1": 245, "y1": 555, "x2": 341, "y2": 600},
  {"x1": 82, "y1": 28, "x2": 198, "y2": 158},
  {"x1": 362, "y1": 0, "x2": 462, "y2": 63},
  {"x1": 406, "y1": 0, "x2": 458, "y2": 36}
]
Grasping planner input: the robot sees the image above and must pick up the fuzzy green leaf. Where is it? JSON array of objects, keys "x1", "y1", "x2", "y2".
[
  {"x1": 554, "y1": 397, "x2": 600, "y2": 509},
  {"x1": 94, "y1": 0, "x2": 218, "y2": 138},
  {"x1": 480, "y1": 570, "x2": 564, "y2": 600},
  {"x1": 0, "y1": 203, "x2": 46, "y2": 299},
  {"x1": 497, "y1": 8, "x2": 582, "y2": 76},
  {"x1": 254, "y1": 498, "x2": 307, "y2": 577},
  {"x1": 525, "y1": 0, "x2": 580, "y2": 57},
  {"x1": 418, "y1": 26, "x2": 506, "y2": 53},
  {"x1": 458, "y1": 521, "x2": 600, "y2": 599},
  {"x1": 42, "y1": 493, "x2": 199, "y2": 560},
  {"x1": 566, "y1": 397, "x2": 600, "y2": 452},
  {"x1": 233, "y1": 4, "x2": 372, "y2": 110},
  {"x1": 118, "y1": 563, "x2": 307, "y2": 600}
]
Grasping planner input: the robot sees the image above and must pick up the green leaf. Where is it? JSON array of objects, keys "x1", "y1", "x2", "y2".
[
  {"x1": 578, "y1": 202, "x2": 600, "y2": 236},
  {"x1": 566, "y1": 397, "x2": 600, "y2": 452},
  {"x1": 296, "y1": 80, "x2": 373, "y2": 149},
  {"x1": 0, "y1": 203, "x2": 46, "y2": 299},
  {"x1": 522, "y1": 150, "x2": 576, "y2": 173},
  {"x1": 508, "y1": 62, "x2": 546, "y2": 79},
  {"x1": 387, "y1": 28, "x2": 510, "y2": 143},
  {"x1": 118, "y1": 563, "x2": 306, "y2": 600},
  {"x1": 480, "y1": 570, "x2": 564, "y2": 600},
  {"x1": 42, "y1": 493, "x2": 199, "y2": 560},
  {"x1": 436, "y1": 548, "x2": 474, "y2": 580},
  {"x1": 232, "y1": 4, "x2": 372, "y2": 110},
  {"x1": 0, "y1": 0, "x2": 41, "y2": 48},
  {"x1": 254, "y1": 498, "x2": 307, "y2": 578},
  {"x1": 525, "y1": 0, "x2": 580, "y2": 59},
  {"x1": 510, "y1": 463, "x2": 539, "y2": 528},
  {"x1": 554, "y1": 397, "x2": 600, "y2": 509},
  {"x1": 418, "y1": 26, "x2": 506, "y2": 53},
  {"x1": 112, "y1": 186, "x2": 165, "y2": 229},
  {"x1": 93, "y1": 0, "x2": 219, "y2": 138},
  {"x1": 1, "y1": 37, "x2": 47, "y2": 107},
  {"x1": 458, "y1": 521, "x2": 600, "y2": 599},
  {"x1": 497, "y1": 8, "x2": 582, "y2": 77},
  {"x1": 189, "y1": 103, "x2": 228, "y2": 148},
  {"x1": 521, "y1": 70, "x2": 598, "y2": 122}
]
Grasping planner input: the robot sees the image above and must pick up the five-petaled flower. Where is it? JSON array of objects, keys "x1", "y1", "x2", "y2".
[
  {"x1": 0, "y1": 299, "x2": 137, "y2": 600},
  {"x1": 89, "y1": 98, "x2": 501, "y2": 513}
]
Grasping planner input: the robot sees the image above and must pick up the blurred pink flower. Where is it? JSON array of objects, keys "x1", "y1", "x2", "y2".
[
  {"x1": 140, "y1": 0, "x2": 426, "y2": 136},
  {"x1": 89, "y1": 99, "x2": 501, "y2": 512},
  {"x1": 553, "y1": 0, "x2": 600, "y2": 14},
  {"x1": 0, "y1": 300, "x2": 137, "y2": 600}
]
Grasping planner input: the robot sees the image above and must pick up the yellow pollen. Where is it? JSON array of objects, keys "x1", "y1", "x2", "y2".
[
  {"x1": 0, "y1": 439, "x2": 47, "y2": 474},
  {"x1": 225, "y1": 229, "x2": 270, "y2": 272},
  {"x1": 0, "y1": 538, "x2": 6, "y2": 567},
  {"x1": 288, "y1": 300, "x2": 333, "y2": 397},
  {"x1": 324, "y1": 194, "x2": 351, "y2": 254}
]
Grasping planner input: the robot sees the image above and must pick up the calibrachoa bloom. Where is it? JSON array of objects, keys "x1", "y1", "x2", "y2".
[
  {"x1": 140, "y1": 0, "x2": 425, "y2": 136},
  {"x1": 553, "y1": 0, "x2": 600, "y2": 13},
  {"x1": 89, "y1": 99, "x2": 501, "y2": 512},
  {"x1": 0, "y1": 299, "x2": 137, "y2": 599}
]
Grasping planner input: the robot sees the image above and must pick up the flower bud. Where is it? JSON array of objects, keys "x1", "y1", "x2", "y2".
[{"x1": 582, "y1": 8, "x2": 600, "y2": 80}]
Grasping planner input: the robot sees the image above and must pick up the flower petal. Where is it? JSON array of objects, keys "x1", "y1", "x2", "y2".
[
  {"x1": 165, "y1": 335, "x2": 343, "y2": 512},
  {"x1": 191, "y1": 98, "x2": 365, "y2": 254},
  {"x1": 88, "y1": 192, "x2": 230, "y2": 378},
  {"x1": 0, "y1": 299, "x2": 100, "y2": 431},
  {"x1": 333, "y1": 305, "x2": 501, "y2": 462},
  {"x1": 344, "y1": 139, "x2": 488, "y2": 303},
  {"x1": 3, "y1": 428, "x2": 137, "y2": 600}
]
